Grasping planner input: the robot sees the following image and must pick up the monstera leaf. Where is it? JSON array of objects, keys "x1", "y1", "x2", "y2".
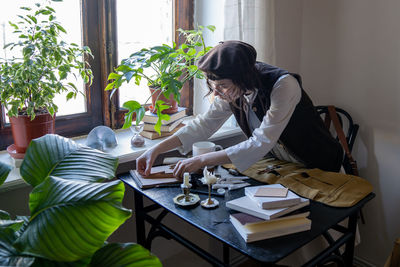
[
  {"x1": 0, "y1": 161, "x2": 12, "y2": 187},
  {"x1": 13, "y1": 176, "x2": 131, "y2": 262},
  {"x1": 89, "y1": 243, "x2": 162, "y2": 267},
  {"x1": 20, "y1": 134, "x2": 118, "y2": 187}
]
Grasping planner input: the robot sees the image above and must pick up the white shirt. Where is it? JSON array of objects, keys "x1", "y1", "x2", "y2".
[{"x1": 174, "y1": 74, "x2": 302, "y2": 172}]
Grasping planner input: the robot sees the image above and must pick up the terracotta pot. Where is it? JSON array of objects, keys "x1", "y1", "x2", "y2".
[
  {"x1": 9, "y1": 112, "x2": 55, "y2": 154},
  {"x1": 149, "y1": 87, "x2": 178, "y2": 114}
]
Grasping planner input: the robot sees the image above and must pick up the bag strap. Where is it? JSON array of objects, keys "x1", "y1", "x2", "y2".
[{"x1": 326, "y1": 105, "x2": 359, "y2": 176}]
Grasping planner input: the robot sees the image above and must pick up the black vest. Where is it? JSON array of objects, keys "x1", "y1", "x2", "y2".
[{"x1": 230, "y1": 63, "x2": 343, "y2": 172}]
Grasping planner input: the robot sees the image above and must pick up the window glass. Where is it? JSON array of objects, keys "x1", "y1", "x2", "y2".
[
  {"x1": 0, "y1": 0, "x2": 85, "y2": 122},
  {"x1": 116, "y1": 0, "x2": 173, "y2": 106}
]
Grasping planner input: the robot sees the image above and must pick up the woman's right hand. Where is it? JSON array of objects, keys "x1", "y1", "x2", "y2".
[
  {"x1": 135, "y1": 135, "x2": 183, "y2": 176},
  {"x1": 136, "y1": 149, "x2": 158, "y2": 176}
]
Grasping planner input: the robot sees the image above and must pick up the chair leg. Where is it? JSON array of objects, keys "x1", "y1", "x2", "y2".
[{"x1": 359, "y1": 208, "x2": 366, "y2": 224}]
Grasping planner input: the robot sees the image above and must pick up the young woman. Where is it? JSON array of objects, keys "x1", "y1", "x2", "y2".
[{"x1": 136, "y1": 40, "x2": 343, "y2": 178}]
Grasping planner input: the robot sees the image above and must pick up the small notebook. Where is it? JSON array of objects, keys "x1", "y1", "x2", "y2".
[{"x1": 245, "y1": 184, "x2": 302, "y2": 209}]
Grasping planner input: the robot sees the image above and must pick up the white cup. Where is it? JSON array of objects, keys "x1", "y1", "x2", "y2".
[{"x1": 192, "y1": 141, "x2": 223, "y2": 157}]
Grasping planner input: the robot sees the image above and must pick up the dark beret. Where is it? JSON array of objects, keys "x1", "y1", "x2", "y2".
[{"x1": 197, "y1": 40, "x2": 257, "y2": 78}]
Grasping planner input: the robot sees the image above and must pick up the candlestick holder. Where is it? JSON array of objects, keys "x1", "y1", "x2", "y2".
[
  {"x1": 181, "y1": 183, "x2": 192, "y2": 202},
  {"x1": 200, "y1": 184, "x2": 219, "y2": 208},
  {"x1": 173, "y1": 181, "x2": 200, "y2": 208},
  {"x1": 199, "y1": 167, "x2": 219, "y2": 209}
]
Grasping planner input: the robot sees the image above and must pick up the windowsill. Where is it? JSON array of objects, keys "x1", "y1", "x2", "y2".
[{"x1": 0, "y1": 118, "x2": 243, "y2": 192}]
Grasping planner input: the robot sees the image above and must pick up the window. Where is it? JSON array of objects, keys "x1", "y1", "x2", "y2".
[
  {"x1": 117, "y1": 0, "x2": 173, "y2": 107},
  {"x1": 0, "y1": 0, "x2": 193, "y2": 150}
]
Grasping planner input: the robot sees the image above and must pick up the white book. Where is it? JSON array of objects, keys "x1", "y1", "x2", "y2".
[
  {"x1": 245, "y1": 184, "x2": 302, "y2": 209},
  {"x1": 230, "y1": 212, "x2": 311, "y2": 243},
  {"x1": 226, "y1": 195, "x2": 309, "y2": 220}
]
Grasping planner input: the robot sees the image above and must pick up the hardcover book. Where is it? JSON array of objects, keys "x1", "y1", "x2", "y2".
[
  {"x1": 244, "y1": 184, "x2": 302, "y2": 209},
  {"x1": 142, "y1": 107, "x2": 186, "y2": 124},
  {"x1": 142, "y1": 118, "x2": 185, "y2": 132},
  {"x1": 226, "y1": 195, "x2": 309, "y2": 220},
  {"x1": 230, "y1": 212, "x2": 311, "y2": 243},
  {"x1": 140, "y1": 123, "x2": 184, "y2": 140}
]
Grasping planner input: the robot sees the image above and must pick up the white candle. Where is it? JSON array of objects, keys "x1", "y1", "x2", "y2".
[{"x1": 183, "y1": 172, "x2": 190, "y2": 186}]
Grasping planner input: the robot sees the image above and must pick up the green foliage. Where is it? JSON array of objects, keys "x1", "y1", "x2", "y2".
[
  {"x1": 20, "y1": 134, "x2": 118, "y2": 187},
  {"x1": 155, "y1": 100, "x2": 171, "y2": 134},
  {"x1": 0, "y1": 162, "x2": 12, "y2": 186},
  {"x1": 0, "y1": 134, "x2": 160, "y2": 266},
  {"x1": 106, "y1": 25, "x2": 215, "y2": 133},
  {"x1": 14, "y1": 177, "x2": 130, "y2": 262},
  {"x1": 0, "y1": 0, "x2": 93, "y2": 119},
  {"x1": 88, "y1": 243, "x2": 162, "y2": 267}
]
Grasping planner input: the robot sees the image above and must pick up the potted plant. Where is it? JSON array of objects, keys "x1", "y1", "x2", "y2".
[
  {"x1": 105, "y1": 25, "x2": 215, "y2": 133},
  {"x1": 0, "y1": 134, "x2": 161, "y2": 266},
  {"x1": 0, "y1": 1, "x2": 93, "y2": 155}
]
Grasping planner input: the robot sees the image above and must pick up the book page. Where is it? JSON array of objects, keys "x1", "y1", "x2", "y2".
[{"x1": 151, "y1": 165, "x2": 174, "y2": 174}]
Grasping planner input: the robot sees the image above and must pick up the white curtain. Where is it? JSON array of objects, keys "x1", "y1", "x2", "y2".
[{"x1": 223, "y1": 0, "x2": 276, "y2": 64}]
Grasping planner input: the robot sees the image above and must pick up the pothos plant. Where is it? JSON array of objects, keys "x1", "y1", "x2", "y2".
[
  {"x1": 0, "y1": 134, "x2": 161, "y2": 266},
  {"x1": 105, "y1": 25, "x2": 215, "y2": 134},
  {"x1": 0, "y1": 0, "x2": 93, "y2": 120}
]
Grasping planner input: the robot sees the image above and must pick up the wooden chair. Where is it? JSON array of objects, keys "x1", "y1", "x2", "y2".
[
  {"x1": 316, "y1": 106, "x2": 364, "y2": 267},
  {"x1": 316, "y1": 105, "x2": 360, "y2": 175}
]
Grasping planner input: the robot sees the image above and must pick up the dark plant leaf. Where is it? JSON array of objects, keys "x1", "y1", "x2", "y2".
[
  {"x1": 0, "y1": 210, "x2": 11, "y2": 220},
  {"x1": 0, "y1": 161, "x2": 12, "y2": 187},
  {"x1": 89, "y1": 243, "x2": 162, "y2": 267},
  {"x1": 0, "y1": 218, "x2": 34, "y2": 266},
  {"x1": 20, "y1": 135, "x2": 118, "y2": 187},
  {"x1": 31, "y1": 257, "x2": 89, "y2": 267},
  {"x1": 14, "y1": 177, "x2": 131, "y2": 262}
]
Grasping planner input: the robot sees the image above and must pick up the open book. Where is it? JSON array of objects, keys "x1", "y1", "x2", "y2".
[{"x1": 129, "y1": 169, "x2": 181, "y2": 189}]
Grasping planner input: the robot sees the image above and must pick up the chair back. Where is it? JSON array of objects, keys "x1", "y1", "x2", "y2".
[{"x1": 316, "y1": 106, "x2": 359, "y2": 175}]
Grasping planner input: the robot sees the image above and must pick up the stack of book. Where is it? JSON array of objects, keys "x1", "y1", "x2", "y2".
[
  {"x1": 140, "y1": 107, "x2": 186, "y2": 140},
  {"x1": 226, "y1": 184, "x2": 311, "y2": 243}
]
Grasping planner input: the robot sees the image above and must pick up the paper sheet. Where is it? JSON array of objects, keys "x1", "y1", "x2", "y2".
[{"x1": 151, "y1": 165, "x2": 174, "y2": 174}]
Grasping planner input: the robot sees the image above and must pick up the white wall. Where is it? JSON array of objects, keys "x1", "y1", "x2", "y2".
[
  {"x1": 193, "y1": 0, "x2": 225, "y2": 115},
  {"x1": 291, "y1": 1, "x2": 400, "y2": 265}
]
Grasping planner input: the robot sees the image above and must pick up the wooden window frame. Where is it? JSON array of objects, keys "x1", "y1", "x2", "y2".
[{"x1": 0, "y1": 0, "x2": 193, "y2": 150}]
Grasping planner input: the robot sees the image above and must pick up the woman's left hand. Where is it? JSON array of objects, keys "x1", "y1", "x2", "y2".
[{"x1": 173, "y1": 156, "x2": 205, "y2": 178}]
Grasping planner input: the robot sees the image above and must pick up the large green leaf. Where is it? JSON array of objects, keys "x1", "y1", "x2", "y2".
[
  {"x1": 0, "y1": 217, "x2": 34, "y2": 266},
  {"x1": 89, "y1": 243, "x2": 162, "y2": 267},
  {"x1": 20, "y1": 134, "x2": 118, "y2": 187},
  {"x1": 0, "y1": 161, "x2": 12, "y2": 187},
  {"x1": 14, "y1": 176, "x2": 132, "y2": 262},
  {"x1": 31, "y1": 257, "x2": 90, "y2": 267},
  {"x1": 0, "y1": 240, "x2": 34, "y2": 266}
]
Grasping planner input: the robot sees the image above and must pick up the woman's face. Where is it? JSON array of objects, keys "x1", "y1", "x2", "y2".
[{"x1": 208, "y1": 79, "x2": 241, "y2": 102}]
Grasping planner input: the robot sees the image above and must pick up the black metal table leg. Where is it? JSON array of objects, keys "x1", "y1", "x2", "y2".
[
  {"x1": 223, "y1": 243, "x2": 230, "y2": 265},
  {"x1": 343, "y1": 212, "x2": 358, "y2": 266},
  {"x1": 134, "y1": 191, "x2": 146, "y2": 246}
]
